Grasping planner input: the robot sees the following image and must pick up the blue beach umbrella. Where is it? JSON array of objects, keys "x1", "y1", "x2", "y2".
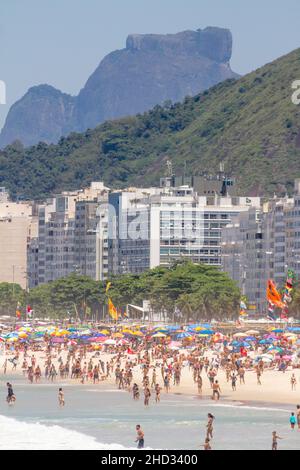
[
  {"x1": 259, "y1": 339, "x2": 274, "y2": 345},
  {"x1": 197, "y1": 330, "x2": 214, "y2": 335},
  {"x1": 175, "y1": 332, "x2": 192, "y2": 339}
]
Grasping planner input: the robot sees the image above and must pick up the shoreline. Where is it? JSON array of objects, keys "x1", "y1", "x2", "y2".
[{"x1": 1, "y1": 367, "x2": 298, "y2": 410}]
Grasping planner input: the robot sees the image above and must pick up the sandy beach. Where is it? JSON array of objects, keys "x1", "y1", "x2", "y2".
[{"x1": 2, "y1": 347, "x2": 300, "y2": 407}]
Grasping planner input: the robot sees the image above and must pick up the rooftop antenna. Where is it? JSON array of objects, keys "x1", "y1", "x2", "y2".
[
  {"x1": 183, "y1": 160, "x2": 187, "y2": 180},
  {"x1": 166, "y1": 159, "x2": 174, "y2": 177}
]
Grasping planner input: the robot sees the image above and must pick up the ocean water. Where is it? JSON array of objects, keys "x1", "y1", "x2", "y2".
[{"x1": 0, "y1": 374, "x2": 300, "y2": 450}]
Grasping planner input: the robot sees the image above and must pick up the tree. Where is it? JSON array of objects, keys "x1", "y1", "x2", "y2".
[{"x1": 0, "y1": 282, "x2": 26, "y2": 316}]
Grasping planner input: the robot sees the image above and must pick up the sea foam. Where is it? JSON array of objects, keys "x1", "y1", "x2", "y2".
[{"x1": 0, "y1": 414, "x2": 139, "y2": 450}]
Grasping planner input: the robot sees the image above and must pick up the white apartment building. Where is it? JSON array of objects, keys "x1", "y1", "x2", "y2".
[
  {"x1": 28, "y1": 182, "x2": 109, "y2": 287},
  {"x1": 108, "y1": 185, "x2": 261, "y2": 275}
]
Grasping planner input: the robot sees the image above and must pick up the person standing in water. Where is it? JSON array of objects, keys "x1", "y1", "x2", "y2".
[
  {"x1": 206, "y1": 413, "x2": 214, "y2": 439},
  {"x1": 272, "y1": 431, "x2": 282, "y2": 450},
  {"x1": 58, "y1": 388, "x2": 65, "y2": 406},
  {"x1": 135, "y1": 424, "x2": 145, "y2": 449},
  {"x1": 296, "y1": 405, "x2": 300, "y2": 429},
  {"x1": 6, "y1": 382, "x2": 15, "y2": 404},
  {"x1": 201, "y1": 438, "x2": 212, "y2": 450},
  {"x1": 212, "y1": 380, "x2": 221, "y2": 400},
  {"x1": 290, "y1": 412, "x2": 296, "y2": 429}
]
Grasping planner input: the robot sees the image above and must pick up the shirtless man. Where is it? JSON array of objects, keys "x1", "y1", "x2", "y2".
[
  {"x1": 272, "y1": 431, "x2": 282, "y2": 450},
  {"x1": 212, "y1": 380, "x2": 221, "y2": 401},
  {"x1": 135, "y1": 424, "x2": 145, "y2": 449}
]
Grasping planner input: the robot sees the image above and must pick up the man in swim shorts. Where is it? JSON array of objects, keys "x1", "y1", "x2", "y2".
[{"x1": 135, "y1": 424, "x2": 144, "y2": 449}]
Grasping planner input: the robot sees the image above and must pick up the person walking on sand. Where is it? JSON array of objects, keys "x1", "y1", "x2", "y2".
[
  {"x1": 197, "y1": 374, "x2": 202, "y2": 395},
  {"x1": 256, "y1": 367, "x2": 262, "y2": 385},
  {"x1": 144, "y1": 386, "x2": 151, "y2": 406},
  {"x1": 155, "y1": 383, "x2": 161, "y2": 403},
  {"x1": 230, "y1": 373, "x2": 237, "y2": 391},
  {"x1": 272, "y1": 431, "x2": 282, "y2": 450},
  {"x1": 291, "y1": 373, "x2": 297, "y2": 391},
  {"x1": 290, "y1": 412, "x2": 296, "y2": 430},
  {"x1": 135, "y1": 424, "x2": 145, "y2": 449}
]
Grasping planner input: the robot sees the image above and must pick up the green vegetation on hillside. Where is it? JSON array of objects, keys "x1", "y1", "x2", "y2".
[{"x1": 1, "y1": 48, "x2": 300, "y2": 199}]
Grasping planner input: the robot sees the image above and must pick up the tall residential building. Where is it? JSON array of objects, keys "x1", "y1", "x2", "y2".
[
  {"x1": 221, "y1": 195, "x2": 295, "y2": 313},
  {"x1": 0, "y1": 198, "x2": 37, "y2": 289},
  {"x1": 108, "y1": 185, "x2": 260, "y2": 275},
  {"x1": 28, "y1": 182, "x2": 109, "y2": 287}
]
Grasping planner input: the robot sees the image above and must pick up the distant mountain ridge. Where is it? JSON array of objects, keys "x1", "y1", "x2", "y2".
[
  {"x1": 0, "y1": 27, "x2": 238, "y2": 147},
  {"x1": 0, "y1": 47, "x2": 299, "y2": 201}
]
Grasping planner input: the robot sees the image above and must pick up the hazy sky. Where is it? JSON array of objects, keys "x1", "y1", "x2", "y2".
[{"x1": 0, "y1": 0, "x2": 299, "y2": 129}]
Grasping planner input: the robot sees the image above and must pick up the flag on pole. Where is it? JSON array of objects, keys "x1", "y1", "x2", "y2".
[
  {"x1": 106, "y1": 282, "x2": 112, "y2": 293},
  {"x1": 108, "y1": 298, "x2": 119, "y2": 321},
  {"x1": 26, "y1": 305, "x2": 33, "y2": 317},
  {"x1": 266, "y1": 280, "x2": 285, "y2": 309},
  {"x1": 239, "y1": 300, "x2": 247, "y2": 317}
]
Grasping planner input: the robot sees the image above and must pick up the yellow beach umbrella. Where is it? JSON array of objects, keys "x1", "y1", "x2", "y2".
[{"x1": 113, "y1": 333, "x2": 124, "y2": 338}]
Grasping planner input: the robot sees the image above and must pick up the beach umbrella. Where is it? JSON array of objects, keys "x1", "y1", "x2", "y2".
[
  {"x1": 197, "y1": 330, "x2": 214, "y2": 335},
  {"x1": 235, "y1": 341, "x2": 250, "y2": 348},
  {"x1": 245, "y1": 330, "x2": 260, "y2": 335},
  {"x1": 244, "y1": 336, "x2": 257, "y2": 341},
  {"x1": 152, "y1": 332, "x2": 167, "y2": 338},
  {"x1": 264, "y1": 334, "x2": 279, "y2": 339},
  {"x1": 132, "y1": 331, "x2": 144, "y2": 337},
  {"x1": 233, "y1": 333, "x2": 248, "y2": 338},
  {"x1": 175, "y1": 332, "x2": 192, "y2": 339},
  {"x1": 271, "y1": 329, "x2": 284, "y2": 333},
  {"x1": 276, "y1": 355, "x2": 292, "y2": 360},
  {"x1": 259, "y1": 339, "x2": 274, "y2": 344},
  {"x1": 112, "y1": 333, "x2": 124, "y2": 338},
  {"x1": 117, "y1": 339, "x2": 129, "y2": 345},
  {"x1": 104, "y1": 339, "x2": 117, "y2": 345},
  {"x1": 51, "y1": 337, "x2": 65, "y2": 343},
  {"x1": 256, "y1": 355, "x2": 273, "y2": 362},
  {"x1": 268, "y1": 345, "x2": 283, "y2": 350},
  {"x1": 87, "y1": 336, "x2": 104, "y2": 342},
  {"x1": 18, "y1": 332, "x2": 28, "y2": 339},
  {"x1": 100, "y1": 329, "x2": 110, "y2": 335}
]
